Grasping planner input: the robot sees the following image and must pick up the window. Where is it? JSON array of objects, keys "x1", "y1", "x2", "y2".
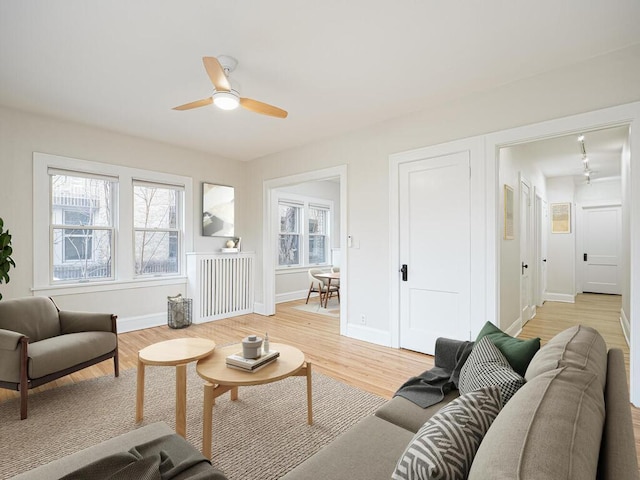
[
  {"x1": 277, "y1": 195, "x2": 332, "y2": 268},
  {"x1": 279, "y1": 203, "x2": 301, "y2": 266},
  {"x1": 34, "y1": 153, "x2": 192, "y2": 291},
  {"x1": 133, "y1": 182, "x2": 181, "y2": 276},
  {"x1": 51, "y1": 172, "x2": 115, "y2": 282}
]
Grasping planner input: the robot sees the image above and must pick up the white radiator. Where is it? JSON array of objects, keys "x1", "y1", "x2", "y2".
[{"x1": 186, "y1": 252, "x2": 255, "y2": 322}]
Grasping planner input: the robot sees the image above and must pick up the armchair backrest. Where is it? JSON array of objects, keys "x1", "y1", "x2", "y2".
[{"x1": 0, "y1": 297, "x2": 61, "y2": 342}]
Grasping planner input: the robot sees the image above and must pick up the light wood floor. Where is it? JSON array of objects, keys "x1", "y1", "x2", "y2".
[{"x1": 1, "y1": 293, "x2": 638, "y2": 464}]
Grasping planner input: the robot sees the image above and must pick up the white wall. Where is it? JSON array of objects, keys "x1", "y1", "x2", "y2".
[
  {"x1": 545, "y1": 177, "x2": 576, "y2": 300},
  {"x1": 0, "y1": 106, "x2": 245, "y2": 329},
  {"x1": 498, "y1": 145, "x2": 547, "y2": 332},
  {"x1": 244, "y1": 45, "x2": 640, "y2": 340}
]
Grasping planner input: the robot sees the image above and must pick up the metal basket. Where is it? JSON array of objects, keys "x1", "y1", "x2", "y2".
[{"x1": 167, "y1": 294, "x2": 192, "y2": 329}]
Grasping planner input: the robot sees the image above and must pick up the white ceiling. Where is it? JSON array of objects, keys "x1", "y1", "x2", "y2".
[
  {"x1": 1, "y1": 1, "x2": 640, "y2": 161},
  {"x1": 506, "y1": 125, "x2": 629, "y2": 182}
]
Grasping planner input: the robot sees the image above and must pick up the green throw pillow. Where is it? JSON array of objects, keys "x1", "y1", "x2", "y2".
[{"x1": 475, "y1": 322, "x2": 540, "y2": 376}]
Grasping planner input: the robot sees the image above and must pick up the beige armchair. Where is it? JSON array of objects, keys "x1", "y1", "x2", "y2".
[
  {"x1": 0, "y1": 296, "x2": 118, "y2": 419},
  {"x1": 306, "y1": 268, "x2": 340, "y2": 306}
]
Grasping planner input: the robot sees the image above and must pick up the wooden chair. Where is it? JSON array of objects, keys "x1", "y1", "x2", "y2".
[{"x1": 305, "y1": 268, "x2": 339, "y2": 306}]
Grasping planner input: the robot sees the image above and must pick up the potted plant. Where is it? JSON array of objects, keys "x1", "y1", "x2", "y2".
[{"x1": 0, "y1": 217, "x2": 15, "y2": 300}]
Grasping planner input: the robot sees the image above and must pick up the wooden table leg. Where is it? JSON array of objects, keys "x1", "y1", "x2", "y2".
[
  {"x1": 230, "y1": 386, "x2": 239, "y2": 401},
  {"x1": 202, "y1": 382, "x2": 214, "y2": 460},
  {"x1": 176, "y1": 364, "x2": 187, "y2": 438},
  {"x1": 135, "y1": 358, "x2": 145, "y2": 423},
  {"x1": 306, "y1": 362, "x2": 313, "y2": 425}
]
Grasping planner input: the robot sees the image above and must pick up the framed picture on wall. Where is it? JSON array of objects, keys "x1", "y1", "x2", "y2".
[
  {"x1": 504, "y1": 184, "x2": 514, "y2": 240},
  {"x1": 551, "y1": 202, "x2": 571, "y2": 234},
  {"x1": 202, "y1": 182, "x2": 235, "y2": 236}
]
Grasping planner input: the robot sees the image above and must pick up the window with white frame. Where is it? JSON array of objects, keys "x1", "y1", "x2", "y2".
[
  {"x1": 34, "y1": 153, "x2": 192, "y2": 291},
  {"x1": 277, "y1": 195, "x2": 332, "y2": 268},
  {"x1": 133, "y1": 181, "x2": 181, "y2": 276},
  {"x1": 50, "y1": 171, "x2": 116, "y2": 282}
]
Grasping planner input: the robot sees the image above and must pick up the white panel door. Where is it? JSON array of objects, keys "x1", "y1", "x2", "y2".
[
  {"x1": 399, "y1": 151, "x2": 470, "y2": 354},
  {"x1": 581, "y1": 206, "x2": 621, "y2": 294},
  {"x1": 520, "y1": 179, "x2": 533, "y2": 324}
]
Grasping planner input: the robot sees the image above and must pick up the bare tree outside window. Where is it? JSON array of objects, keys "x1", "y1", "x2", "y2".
[
  {"x1": 134, "y1": 183, "x2": 180, "y2": 275},
  {"x1": 278, "y1": 204, "x2": 300, "y2": 266}
]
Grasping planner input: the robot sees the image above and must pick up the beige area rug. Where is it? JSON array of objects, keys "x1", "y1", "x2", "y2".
[
  {"x1": 0, "y1": 364, "x2": 385, "y2": 480},
  {"x1": 292, "y1": 297, "x2": 340, "y2": 317}
]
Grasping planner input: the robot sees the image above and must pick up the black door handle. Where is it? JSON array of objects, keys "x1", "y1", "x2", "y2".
[
  {"x1": 400, "y1": 264, "x2": 408, "y2": 282},
  {"x1": 583, "y1": 253, "x2": 588, "y2": 261},
  {"x1": 522, "y1": 262, "x2": 528, "y2": 274}
]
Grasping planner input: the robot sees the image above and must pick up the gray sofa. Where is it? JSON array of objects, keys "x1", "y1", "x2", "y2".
[
  {"x1": 283, "y1": 325, "x2": 639, "y2": 479},
  {"x1": 0, "y1": 296, "x2": 118, "y2": 419},
  {"x1": 11, "y1": 325, "x2": 639, "y2": 479}
]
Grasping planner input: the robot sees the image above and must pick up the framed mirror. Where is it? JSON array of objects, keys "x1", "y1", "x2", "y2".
[{"x1": 202, "y1": 183, "x2": 234, "y2": 236}]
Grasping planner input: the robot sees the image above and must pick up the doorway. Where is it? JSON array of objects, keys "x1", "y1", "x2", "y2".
[{"x1": 262, "y1": 165, "x2": 348, "y2": 336}]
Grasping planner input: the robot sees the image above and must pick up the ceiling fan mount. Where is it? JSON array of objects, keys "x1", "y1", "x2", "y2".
[{"x1": 172, "y1": 55, "x2": 287, "y2": 119}]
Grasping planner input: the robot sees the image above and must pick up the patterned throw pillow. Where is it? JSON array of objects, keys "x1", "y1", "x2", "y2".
[
  {"x1": 392, "y1": 386, "x2": 502, "y2": 480},
  {"x1": 459, "y1": 336, "x2": 525, "y2": 405}
]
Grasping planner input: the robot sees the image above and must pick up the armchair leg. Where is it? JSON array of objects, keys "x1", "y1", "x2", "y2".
[
  {"x1": 305, "y1": 283, "x2": 314, "y2": 304},
  {"x1": 19, "y1": 337, "x2": 29, "y2": 420},
  {"x1": 114, "y1": 350, "x2": 120, "y2": 378}
]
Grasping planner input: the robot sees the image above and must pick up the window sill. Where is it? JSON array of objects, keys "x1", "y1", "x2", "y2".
[
  {"x1": 31, "y1": 276, "x2": 188, "y2": 297},
  {"x1": 276, "y1": 265, "x2": 330, "y2": 275}
]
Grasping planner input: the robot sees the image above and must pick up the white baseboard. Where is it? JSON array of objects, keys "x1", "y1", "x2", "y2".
[
  {"x1": 345, "y1": 323, "x2": 392, "y2": 347},
  {"x1": 504, "y1": 319, "x2": 522, "y2": 338},
  {"x1": 543, "y1": 292, "x2": 575, "y2": 303},
  {"x1": 276, "y1": 290, "x2": 308, "y2": 304},
  {"x1": 117, "y1": 312, "x2": 166, "y2": 333},
  {"x1": 620, "y1": 308, "x2": 631, "y2": 347},
  {"x1": 253, "y1": 302, "x2": 268, "y2": 316}
]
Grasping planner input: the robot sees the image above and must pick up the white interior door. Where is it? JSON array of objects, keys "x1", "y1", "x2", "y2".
[
  {"x1": 520, "y1": 178, "x2": 533, "y2": 324},
  {"x1": 581, "y1": 206, "x2": 621, "y2": 294},
  {"x1": 399, "y1": 151, "x2": 470, "y2": 354}
]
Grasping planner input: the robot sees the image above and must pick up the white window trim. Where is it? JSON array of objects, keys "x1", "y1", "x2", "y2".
[
  {"x1": 275, "y1": 192, "x2": 333, "y2": 270},
  {"x1": 33, "y1": 152, "x2": 193, "y2": 294}
]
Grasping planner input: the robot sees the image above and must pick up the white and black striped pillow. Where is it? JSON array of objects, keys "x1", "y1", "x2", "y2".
[
  {"x1": 392, "y1": 386, "x2": 502, "y2": 480},
  {"x1": 459, "y1": 336, "x2": 525, "y2": 405}
]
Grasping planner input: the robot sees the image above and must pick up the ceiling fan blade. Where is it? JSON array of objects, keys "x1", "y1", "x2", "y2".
[
  {"x1": 203, "y1": 57, "x2": 231, "y2": 92},
  {"x1": 172, "y1": 97, "x2": 213, "y2": 111},
  {"x1": 239, "y1": 97, "x2": 288, "y2": 118}
]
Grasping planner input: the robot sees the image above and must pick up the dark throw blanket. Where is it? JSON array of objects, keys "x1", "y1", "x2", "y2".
[
  {"x1": 60, "y1": 434, "x2": 227, "y2": 480},
  {"x1": 394, "y1": 338, "x2": 474, "y2": 408}
]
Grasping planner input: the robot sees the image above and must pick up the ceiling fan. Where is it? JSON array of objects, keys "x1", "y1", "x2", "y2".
[{"x1": 172, "y1": 55, "x2": 288, "y2": 119}]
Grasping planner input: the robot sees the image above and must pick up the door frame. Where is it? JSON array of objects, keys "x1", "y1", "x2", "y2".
[
  {"x1": 519, "y1": 174, "x2": 534, "y2": 324},
  {"x1": 389, "y1": 136, "x2": 484, "y2": 348},
  {"x1": 485, "y1": 101, "x2": 640, "y2": 406},
  {"x1": 533, "y1": 189, "x2": 546, "y2": 307},
  {"x1": 261, "y1": 165, "x2": 348, "y2": 336}
]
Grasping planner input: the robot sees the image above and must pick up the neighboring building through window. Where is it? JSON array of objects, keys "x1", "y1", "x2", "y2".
[
  {"x1": 34, "y1": 153, "x2": 192, "y2": 291},
  {"x1": 51, "y1": 172, "x2": 115, "y2": 282}
]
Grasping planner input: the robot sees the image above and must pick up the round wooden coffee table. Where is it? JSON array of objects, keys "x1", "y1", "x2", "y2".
[
  {"x1": 196, "y1": 342, "x2": 312, "y2": 460},
  {"x1": 136, "y1": 337, "x2": 216, "y2": 438}
]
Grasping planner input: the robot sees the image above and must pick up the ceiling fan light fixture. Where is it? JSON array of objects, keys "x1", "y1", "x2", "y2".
[{"x1": 213, "y1": 91, "x2": 240, "y2": 110}]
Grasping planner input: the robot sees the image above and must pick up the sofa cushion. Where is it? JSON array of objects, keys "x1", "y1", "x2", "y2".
[
  {"x1": 375, "y1": 390, "x2": 460, "y2": 433},
  {"x1": 468, "y1": 367, "x2": 605, "y2": 480},
  {"x1": 0, "y1": 297, "x2": 60, "y2": 342},
  {"x1": 28, "y1": 332, "x2": 117, "y2": 379},
  {"x1": 475, "y1": 321, "x2": 540, "y2": 376},
  {"x1": 524, "y1": 324, "x2": 607, "y2": 390},
  {"x1": 459, "y1": 337, "x2": 524, "y2": 405},
  {"x1": 281, "y1": 415, "x2": 414, "y2": 480},
  {"x1": 392, "y1": 386, "x2": 502, "y2": 480}
]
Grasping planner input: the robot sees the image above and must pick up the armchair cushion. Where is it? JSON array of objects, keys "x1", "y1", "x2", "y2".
[
  {"x1": 0, "y1": 296, "x2": 61, "y2": 342},
  {"x1": 59, "y1": 311, "x2": 114, "y2": 335},
  {"x1": 28, "y1": 332, "x2": 117, "y2": 379}
]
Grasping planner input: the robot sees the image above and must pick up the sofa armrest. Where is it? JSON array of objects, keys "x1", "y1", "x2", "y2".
[
  {"x1": 599, "y1": 348, "x2": 640, "y2": 479},
  {"x1": 0, "y1": 328, "x2": 26, "y2": 351},
  {"x1": 59, "y1": 311, "x2": 117, "y2": 335}
]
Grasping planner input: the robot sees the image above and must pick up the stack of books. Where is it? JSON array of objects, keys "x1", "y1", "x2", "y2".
[{"x1": 225, "y1": 350, "x2": 280, "y2": 372}]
